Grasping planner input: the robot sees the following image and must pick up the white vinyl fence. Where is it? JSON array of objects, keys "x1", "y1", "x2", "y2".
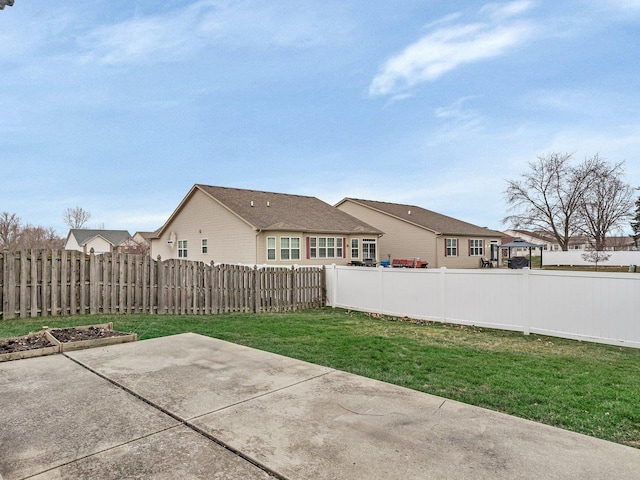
[
  {"x1": 543, "y1": 251, "x2": 640, "y2": 267},
  {"x1": 326, "y1": 266, "x2": 640, "y2": 349}
]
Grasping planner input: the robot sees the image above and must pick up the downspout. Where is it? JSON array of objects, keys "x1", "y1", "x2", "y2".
[{"x1": 255, "y1": 229, "x2": 262, "y2": 265}]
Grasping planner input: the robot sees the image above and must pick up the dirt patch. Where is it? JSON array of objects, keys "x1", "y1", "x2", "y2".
[
  {"x1": 50, "y1": 326, "x2": 131, "y2": 343},
  {"x1": 0, "y1": 334, "x2": 55, "y2": 354}
]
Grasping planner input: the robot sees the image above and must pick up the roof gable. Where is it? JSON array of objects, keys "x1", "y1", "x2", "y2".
[
  {"x1": 338, "y1": 198, "x2": 502, "y2": 237},
  {"x1": 158, "y1": 185, "x2": 383, "y2": 236},
  {"x1": 69, "y1": 229, "x2": 131, "y2": 246}
]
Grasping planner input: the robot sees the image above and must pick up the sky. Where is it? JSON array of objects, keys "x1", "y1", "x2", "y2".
[{"x1": 1, "y1": 0, "x2": 640, "y2": 236}]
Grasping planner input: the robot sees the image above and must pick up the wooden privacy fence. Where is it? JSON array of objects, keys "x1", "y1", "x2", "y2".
[{"x1": 0, "y1": 250, "x2": 325, "y2": 319}]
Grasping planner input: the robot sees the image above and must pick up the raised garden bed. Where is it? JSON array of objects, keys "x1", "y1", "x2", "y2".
[
  {"x1": 0, "y1": 323, "x2": 137, "y2": 361},
  {"x1": 0, "y1": 332, "x2": 59, "y2": 362},
  {"x1": 45, "y1": 323, "x2": 137, "y2": 352}
]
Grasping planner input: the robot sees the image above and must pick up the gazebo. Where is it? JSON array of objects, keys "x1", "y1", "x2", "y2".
[{"x1": 499, "y1": 238, "x2": 544, "y2": 269}]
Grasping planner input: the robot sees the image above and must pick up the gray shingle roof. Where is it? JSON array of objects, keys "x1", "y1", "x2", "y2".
[
  {"x1": 340, "y1": 198, "x2": 502, "y2": 237},
  {"x1": 70, "y1": 229, "x2": 131, "y2": 246},
  {"x1": 196, "y1": 185, "x2": 382, "y2": 235}
]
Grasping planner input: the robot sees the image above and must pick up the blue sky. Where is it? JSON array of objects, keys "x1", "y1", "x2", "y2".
[{"x1": 2, "y1": 0, "x2": 639, "y2": 236}]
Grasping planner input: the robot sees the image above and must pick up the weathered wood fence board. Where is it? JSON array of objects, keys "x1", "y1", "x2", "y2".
[{"x1": 0, "y1": 250, "x2": 324, "y2": 320}]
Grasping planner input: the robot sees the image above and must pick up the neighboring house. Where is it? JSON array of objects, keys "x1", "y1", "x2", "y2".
[
  {"x1": 503, "y1": 229, "x2": 637, "y2": 251},
  {"x1": 335, "y1": 198, "x2": 503, "y2": 269},
  {"x1": 65, "y1": 229, "x2": 132, "y2": 254},
  {"x1": 601, "y1": 236, "x2": 637, "y2": 251},
  {"x1": 502, "y1": 230, "x2": 556, "y2": 251},
  {"x1": 130, "y1": 231, "x2": 155, "y2": 254},
  {"x1": 149, "y1": 184, "x2": 383, "y2": 266}
]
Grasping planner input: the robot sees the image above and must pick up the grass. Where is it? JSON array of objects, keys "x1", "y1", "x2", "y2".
[{"x1": 1, "y1": 308, "x2": 639, "y2": 448}]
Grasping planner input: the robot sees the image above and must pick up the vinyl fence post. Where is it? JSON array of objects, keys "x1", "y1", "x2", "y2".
[
  {"x1": 522, "y1": 267, "x2": 531, "y2": 335},
  {"x1": 330, "y1": 264, "x2": 338, "y2": 308},
  {"x1": 378, "y1": 265, "x2": 384, "y2": 316},
  {"x1": 440, "y1": 267, "x2": 447, "y2": 323}
]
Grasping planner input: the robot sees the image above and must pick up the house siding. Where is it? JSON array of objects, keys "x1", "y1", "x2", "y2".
[
  {"x1": 151, "y1": 185, "x2": 384, "y2": 266},
  {"x1": 437, "y1": 236, "x2": 496, "y2": 269},
  {"x1": 151, "y1": 189, "x2": 257, "y2": 263},
  {"x1": 338, "y1": 200, "x2": 501, "y2": 269},
  {"x1": 65, "y1": 234, "x2": 112, "y2": 254},
  {"x1": 84, "y1": 237, "x2": 114, "y2": 255},
  {"x1": 338, "y1": 201, "x2": 437, "y2": 265},
  {"x1": 64, "y1": 235, "x2": 82, "y2": 252}
]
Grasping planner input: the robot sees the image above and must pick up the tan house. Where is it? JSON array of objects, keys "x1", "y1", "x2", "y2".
[
  {"x1": 150, "y1": 185, "x2": 383, "y2": 266},
  {"x1": 64, "y1": 229, "x2": 132, "y2": 254},
  {"x1": 335, "y1": 198, "x2": 503, "y2": 268}
]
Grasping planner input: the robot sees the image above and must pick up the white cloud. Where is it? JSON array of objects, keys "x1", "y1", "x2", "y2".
[
  {"x1": 369, "y1": 1, "x2": 536, "y2": 96},
  {"x1": 426, "y1": 96, "x2": 487, "y2": 145},
  {"x1": 80, "y1": 0, "x2": 350, "y2": 65},
  {"x1": 481, "y1": 0, "x2": 535, "y2": 20}
]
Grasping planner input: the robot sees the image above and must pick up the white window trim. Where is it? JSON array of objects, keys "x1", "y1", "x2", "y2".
[
  {"x1": 309, "y1": 236, "x2": 344, "y2": 259},
  {"x1": 446, "y1": 238, "x2": 458, "y2": 257},
  {"x1": 469, "y1": 239, "x2": 483, "y2": 257},
  {"x1": 178, "y1": 239, "x2": 188, "y2": 258},
  {"x1": 267, "y1": 236, "x2": 276, "y2": 261},
  {"x1": 362, "y1": 238, "x2": 377, "y2": 260},
  {"x1": 280, "y1": 236, "x2": 301, "y2": 261}
]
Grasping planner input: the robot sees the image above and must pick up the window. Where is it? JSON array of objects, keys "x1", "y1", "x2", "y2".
[
  {"x1": 327, "y1": 237, "x2": 335, "y2": 257},
  {"x1": 351, "y1": 238, "x2": 359, "y2": 259},
  {"x1": 177, "y1": 240, "x2": 188, "y2": 258},
  {"x1": 291, "y1": 237, "x2": 301, "y2": 260},
  {"x1": 267, "y1": 237, "x2": 276, "y2": 261},
  {"x1": 445, "y1": 238, "x2": 458, "y2": 257},
  {"x1": 362, "y1": 238, "x2": 376, "y2": 260},
  {"x1": 309, "y1": 237, "x2": 345, "y2": 259},
  {"x1": 319, "y1": 237, "x2": 327, "y2": 258},
  {"x1": 469, "y1": 239, "x2": 483, "y2": 256},
  {"x1": 280, "y1": 237, "x2": 300, "y2": 261},
  {"x1": 309, "y1": 237, "x2": 317, "y2": 258},
  {"x1": 201, "y1": 239, "x2": 208, "y2": 254}
]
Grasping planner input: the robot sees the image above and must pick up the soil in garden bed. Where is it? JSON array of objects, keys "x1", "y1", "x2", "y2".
[
  {"x1": 0, "y1": 334, "x2": 55, "y2": 354},
  {"x1": 50, "y1": 326, "x2": 130, "y2": 343}
]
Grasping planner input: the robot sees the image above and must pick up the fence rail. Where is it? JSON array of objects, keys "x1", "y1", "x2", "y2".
[
  {"x1": 0, "y1": 250, "x2": 325, "y2": 319},
  {"x1": 326, "y1": 265, "x2": 640, "y2": 349},
  {"x1": 542, "y1": 250, "x2": 640, "y2": 267}
]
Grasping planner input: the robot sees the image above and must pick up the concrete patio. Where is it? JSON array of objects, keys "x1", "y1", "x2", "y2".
[{"x1": 1, "y1": 333, "x2": 639, "y2": 479}]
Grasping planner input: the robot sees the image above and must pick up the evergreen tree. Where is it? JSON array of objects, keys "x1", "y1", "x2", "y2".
[{"x1": 632, "y1": 193, "x2": 640, "y2": 247}]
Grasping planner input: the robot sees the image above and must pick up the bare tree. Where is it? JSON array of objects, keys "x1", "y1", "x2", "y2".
[
  {"x1": 581, "y1": 250, "x2": 611, "y2": 271},
  {"x1": 0, "y1": 211, "x2": 22, "y2": 250},
  {"x1": 63, "y1": 206, "x2": 91, "y2": 229},
  {"x1": 577, "y1": 157, "x2": 635, "y2": 250},
  {"x1": 503, "y1": 153, "x2": 595, "y2": 251},
  {"x1": 121, "y1": 237, "x2": 150, "y2": 255},
  {"x1": 0, "y1": 212, "x2": 64, "y2": 251},
  {"x1": 17, "y1": 225, "x2": 64, "y2": 250}
]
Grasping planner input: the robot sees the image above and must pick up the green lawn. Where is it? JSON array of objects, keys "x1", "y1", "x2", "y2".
[{"x1": 2, "y1": 308, "x2": 639, "y2": 448}]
